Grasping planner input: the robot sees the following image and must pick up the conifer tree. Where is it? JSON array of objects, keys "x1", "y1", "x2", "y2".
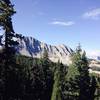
[
  {"x1": 78, "y1": 51, "x2": 91, "y2": 100},
  {"x1": 72, "y1": 46, "x2": 91, "y2": 100},
  {"x1": 63, "y1": 62, "x2": 79, "y2": 100},
  {"x1": 0, "y1": 0, "x2": 22, "y2": 99},
  {"x1": 51, "y1": 62, "x2": 66, "y2": 100},
  {"x1": 64, "y1": 45, "x2": 92, "y2": 100},
  {"x1": 23, "y1": 59, "x2": 45, "y2": 100},
  {"x1": 41, "y1": 48, "x2": 53, "y2": 100}
]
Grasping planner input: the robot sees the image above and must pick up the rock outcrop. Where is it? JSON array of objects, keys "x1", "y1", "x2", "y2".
[{"x1": 17, "y1": 36, "x2": 73, "y2": 65}]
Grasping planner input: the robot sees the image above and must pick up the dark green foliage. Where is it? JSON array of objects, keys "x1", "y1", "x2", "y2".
[
  {"x1": 63, "y1": 65, "x2": 79, "y2": 100},
  {"x1": 0, "y1": 0, "x2": 23, "y2": 99},
  {"x1": 41, "y1": 49, "x2": 54, "y2": 100},
  {"x1": 23, "y1": 59, "x2": 45, "y2": 100},
  {"x1": 51, "y1": 61, "x2": 66, "y2": 100},
  {"x1": 63, "y1": 45, "x2": 96, "y2": 100},
  {"x1": 1, "y1": 51, "x2": 98, "y2": 100},
  {"x1": 15, "y1": 50, "x2": 54, "y2": 100},
  {"x1": 0, "y1": 1, "x2": 97, "y2": 99}
]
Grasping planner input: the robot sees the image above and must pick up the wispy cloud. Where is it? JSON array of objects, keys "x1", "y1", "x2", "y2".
[
  {"x1": 50, "y1": 21, "x2": 75, "y2": 26},
  {"x1": 82, "y1": 8, "x2": 100, "y2": 20},
  {"x1": 86, "y1": 50, "x2": 100, "y2": 59}
]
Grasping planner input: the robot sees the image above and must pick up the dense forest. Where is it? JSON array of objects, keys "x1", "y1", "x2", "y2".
[{"x1": 0, "y1": 0, "x2": 100, "y2": 100}]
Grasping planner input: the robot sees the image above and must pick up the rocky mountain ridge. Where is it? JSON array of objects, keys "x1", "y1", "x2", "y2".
[
  {"x1": 15, "y1": 36, "x2": 100, "y2": 74},
  {"x1": 0, "y1": 35, "x2": 100, "y2": 74},
  {"x1": 17, "y1": 36, "x2": 73, "y2": 65}
]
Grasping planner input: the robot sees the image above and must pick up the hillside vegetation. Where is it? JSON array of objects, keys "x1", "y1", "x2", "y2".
[{"x1": 0, "y1": 0, "x2": 100, "y2": 100}]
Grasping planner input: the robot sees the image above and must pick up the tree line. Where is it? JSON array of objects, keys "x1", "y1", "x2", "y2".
[{"x1": 0, "y1": 0, "x2": 100, "y2": 100}]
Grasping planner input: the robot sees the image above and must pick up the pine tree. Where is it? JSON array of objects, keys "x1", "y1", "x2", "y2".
[
  {"x1": 77, "y1": 51, "x2": 90, "y2": 100},
  {"x1": 64, "y1": 45, "x2": 92, "y2": 100},
  {"x1": 63, "y1": 63, "x2": 79, "y2": 100},
  {"x1": 41, "y1": 48, "x2": 53, "y2": 100},
  {"x1": 51, "y1": 62, "x2": 66, "y2": 100},
  {"x1": 23, "y1": 59, "x2": 45, "y2": 100},
  {"x1": 0, "y1": 0, "x2": 22, "y2": 99},
  {"x1": 74, "y1": 46, "x2": 91, "y2": 100}
]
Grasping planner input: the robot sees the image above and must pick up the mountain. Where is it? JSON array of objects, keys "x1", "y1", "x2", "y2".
[
  {"x1": 14, "y1": 36, "x2": 100, "y2": 74},
  {"x1": 17, "y1": 36, "x2": 73, "y2": 65},
  {"x1": 0, "y1": 35, "x2": 100, "y2": 74}
]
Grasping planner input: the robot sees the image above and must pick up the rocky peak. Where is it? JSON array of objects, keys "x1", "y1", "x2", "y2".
[{"x1": 17, "y1": 36, "x2": 73, "y2": 65}]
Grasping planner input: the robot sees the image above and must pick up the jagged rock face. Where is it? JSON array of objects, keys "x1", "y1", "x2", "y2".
[{"x1": 17, "y1": 36, "x2": 73, "y2": 65}]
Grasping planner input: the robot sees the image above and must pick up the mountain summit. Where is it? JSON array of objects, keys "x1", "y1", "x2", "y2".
[{"x1": 17, "y1": 36, "x2": 73, "y2": 65}]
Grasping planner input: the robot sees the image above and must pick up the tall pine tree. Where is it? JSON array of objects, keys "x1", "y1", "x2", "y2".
[
  {"x1": 64, "y1": 45, "x2": 93, "y2": 100},
  {"x1": 0, "y1": 0, "x2": 22, "y2": 99},
  {"x1": 41, "y1": 48, "x2": 53, "y2": 100},
  {"x1": 51, "y1": 61, "x2": 66, "y2": 100}
]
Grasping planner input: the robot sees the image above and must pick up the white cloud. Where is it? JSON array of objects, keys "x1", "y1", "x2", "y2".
[
  {"x1": 83, "y1": 8, "x2": 100, "y2": 20},
  {"x1": 50, "y1": 21, "x2": 75, "y2": 26},
  {"x1": 86, "y1": 50, "x2": 100, "y2": 59}
]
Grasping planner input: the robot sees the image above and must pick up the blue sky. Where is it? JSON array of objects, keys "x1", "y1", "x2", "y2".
[{"x1": 11, "y1": 0, "x2": 100, "y2": 57}]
